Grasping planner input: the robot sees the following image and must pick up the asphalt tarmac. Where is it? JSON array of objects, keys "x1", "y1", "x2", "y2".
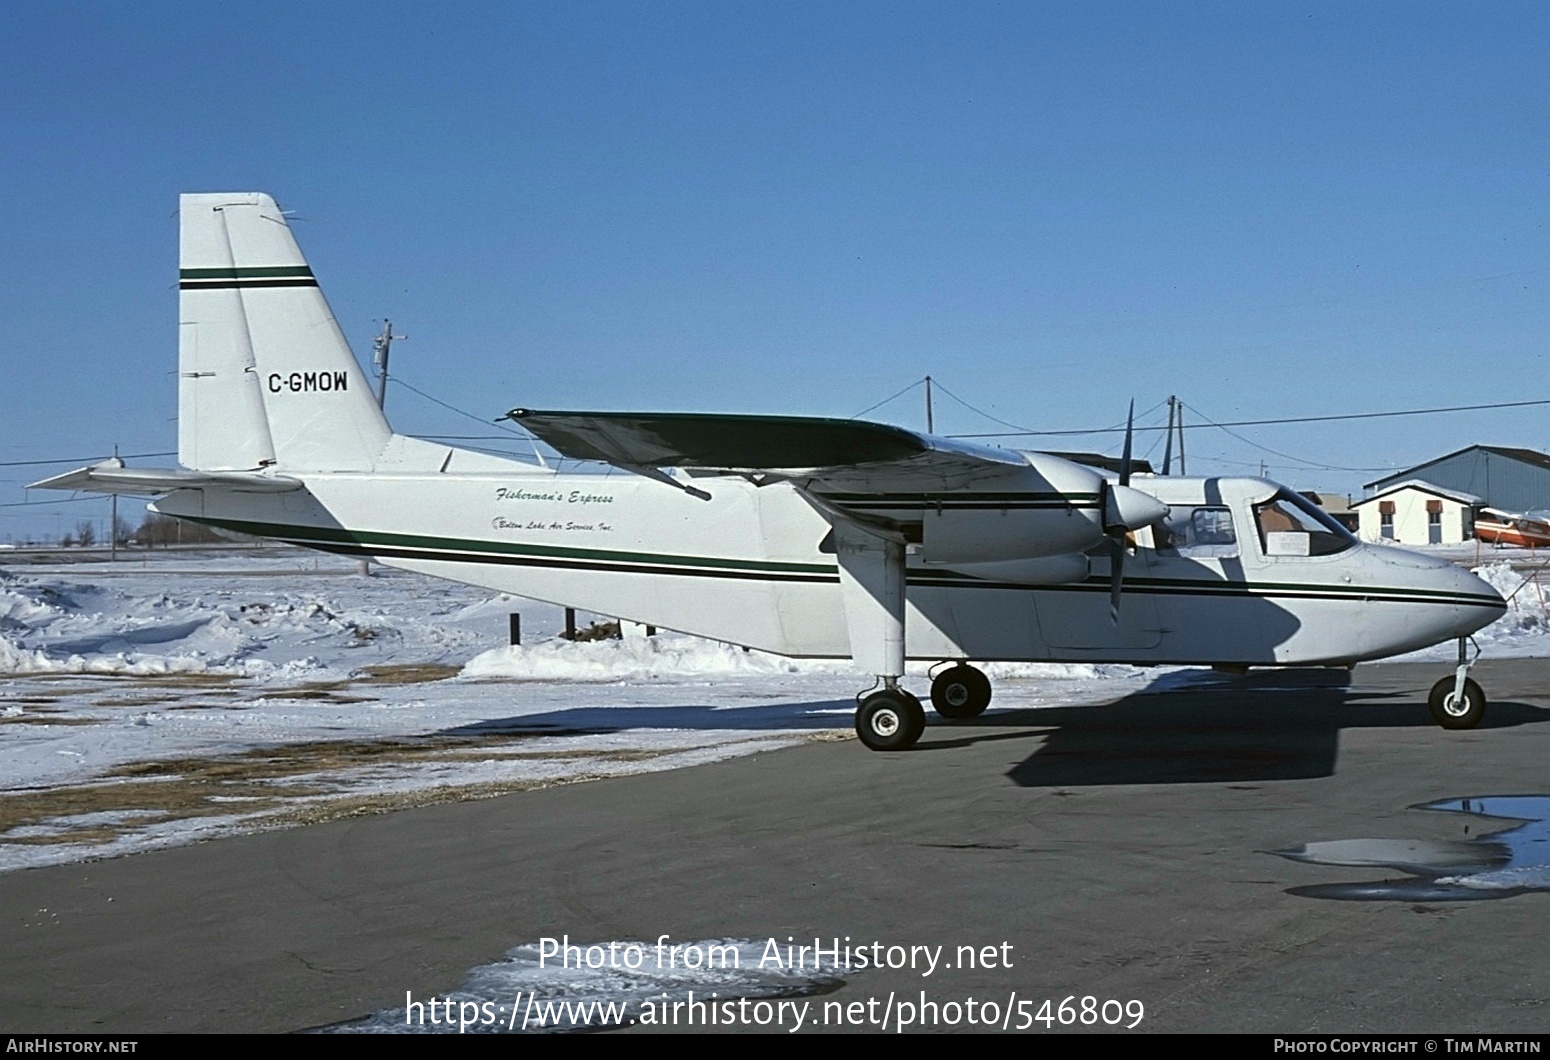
[{"x1": 4, "y1": 659, "x2": 1549, "y2": 1034}]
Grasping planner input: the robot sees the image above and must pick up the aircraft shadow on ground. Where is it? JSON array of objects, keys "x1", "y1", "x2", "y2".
[
  {"x1": 986, "y1": 670, "x2": 1549, "y2": 788},
  {"x1": 443, "y1": 699, "x2": 855, "y2": 738},
  {"x1": 441, "y1": 668, "x2": 1548, "y2": 788}
]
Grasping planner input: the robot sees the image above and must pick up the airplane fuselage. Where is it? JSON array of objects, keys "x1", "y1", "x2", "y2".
[
  {"x1": 155, "y1": 456, "x2": 1505, "y2": 670},
  {"x1": 37, "y1": 192, "x2": 1510, "y2": 749}
]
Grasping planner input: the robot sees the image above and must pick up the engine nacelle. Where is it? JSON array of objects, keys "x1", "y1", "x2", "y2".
[
  {"x1": 821, "y1": 453, "x2": 1165, "y2": 567},
  {"x1": 941, "y1": 552, "x2": 1090, "y2": 585},
  {"x1": 919, "y1": 505, "x2": 1104, "y2": 564}
]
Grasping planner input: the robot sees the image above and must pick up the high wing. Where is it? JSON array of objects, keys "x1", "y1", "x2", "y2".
[
  {"x1": 29, "y1": 458, "x2": 302, "y2": 496},
  {"x1": 507, "y1": 408, "x2": 1166, "y2": 538},
  {"x1": 505, "y1": 409, "x2": 1031, "y2": 495},
  {"x1": 508, "y1": 407, "x2": 1168, "y2": 574}
]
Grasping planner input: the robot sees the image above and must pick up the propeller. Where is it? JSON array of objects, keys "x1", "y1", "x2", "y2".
[
  {"x1": 1105, "y1": 402, "x2": 1134, "y2": 623},
  {"x1": 1102, "y1": 401, "x2": 1168, "y2": 623}
]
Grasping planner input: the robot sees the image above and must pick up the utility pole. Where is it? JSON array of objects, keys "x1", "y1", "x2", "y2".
[
  {"x1": 365, "y1": 321, "x2": 404, "y2": 577},
  {"x1": 109, "y1": 445, "x2": 118, "y2": 561},
  {"x1": 1161, "y1": 396, "x2": 1176, "y2": 475},
  {"x1": 372, "y1": 320, "x2": 406, "y2": 410},
  {"x1": 924, "y1": 375, "x2": 934, "y2": 434},
  {"x1": 1176, "y1": 402, "x2": 1186, "y2": 475}
]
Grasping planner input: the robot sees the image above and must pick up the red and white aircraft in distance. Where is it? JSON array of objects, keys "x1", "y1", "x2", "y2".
[{"x1": 1476, "y1": 508, "x2": 1550, "y2": 551}]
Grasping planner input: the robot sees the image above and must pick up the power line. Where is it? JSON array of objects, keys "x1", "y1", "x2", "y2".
[
  {"x1": 935, "y1": 378, "x2": 1181, "y2": 437},
  {"x1": 944, "y1": 397, "x2": 1550, "y2": 438},
  {"x1": 0, "y1": 451, "x2": 174, "y2": 469},
  {"x1": 850, "y1": 378, "x2": 926, "y2": 420},
  {"x1": 420, "y1": 435, "x2": 532, "y2": 441},
  {"x1": 7, "y1": 390, "x2": 1541, "y2": 489},
  {"x1": 392, "y1": 377, "x2": 527, "y2": 435},
  {"x1": 927, "y1": 378, "x2": 1041, "y2": 434},
  {"x1": 1177, "y1": 402, "x2": 1396, "y2": 473},
  {"x1": 0, "y1": 495, "x2": 111, "y2": 509}
]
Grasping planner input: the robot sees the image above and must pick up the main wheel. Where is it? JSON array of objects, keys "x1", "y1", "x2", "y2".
[
  {"x1": 855, "y1": 690, "x2": 926, "y2": 751},
  {"x1": 1428, "y1": 676, "x2": 1486, "y2": 729},
  {"x1": 930, "y1": 664, "x2": 992, "y2": 720}
]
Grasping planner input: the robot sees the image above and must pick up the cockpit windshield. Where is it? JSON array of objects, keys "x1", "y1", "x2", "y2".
[{"x1": 1252, "y1": 490, "x2": 1356, "y2": 557}]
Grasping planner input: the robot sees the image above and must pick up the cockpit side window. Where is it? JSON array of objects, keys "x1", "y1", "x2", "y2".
[
  {"x1": 1156, "y1": 506, "x2": 1239, "y2": 558},
  {"x1": 1252, "y1": 490, "x2": 1356, "y2": 557}
]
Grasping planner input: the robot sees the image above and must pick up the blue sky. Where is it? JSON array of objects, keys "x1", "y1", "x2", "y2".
[{"x1": 4, "y1": 1, "x2": 1548, "y2": 541}]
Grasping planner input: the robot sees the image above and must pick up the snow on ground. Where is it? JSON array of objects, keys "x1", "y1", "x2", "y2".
[
  {"x1": 0, "y1": 548, "x2": 1157, "y2": 873},
  {"x1": 2, "y1": 546, "x2": 1546, "y2": 875}
]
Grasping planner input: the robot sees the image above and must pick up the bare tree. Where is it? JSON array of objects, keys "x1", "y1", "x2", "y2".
[{"x1": 74, "y1": 520, "x2": 97, "y2": 547}]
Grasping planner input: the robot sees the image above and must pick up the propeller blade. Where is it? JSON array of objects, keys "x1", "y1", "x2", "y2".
[
  {"x1": 1108, "y1": 534, "x2": 1125, "y2": 624},
  {"x1": 1119, "y1": 399, "x2": 1134, "y2": 487},
  {"x1": 1110, "y1": 402, "x2": 1145, "y2": 623}
]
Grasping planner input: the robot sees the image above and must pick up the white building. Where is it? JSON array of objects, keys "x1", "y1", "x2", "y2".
[{"x1": 1352, "y1": 480, "x2": 1481, "y2": 546}]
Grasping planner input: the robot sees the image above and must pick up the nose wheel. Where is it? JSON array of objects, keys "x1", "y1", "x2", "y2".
[
  {"x1": 1429, "y1": 637, "x2": 1486, "y2": 729},
  {"x1": 1429, "y1": 675, "x2": 1485, "y2": 729}
]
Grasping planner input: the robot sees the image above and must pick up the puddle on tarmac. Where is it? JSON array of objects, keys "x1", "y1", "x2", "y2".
[{"x1": 1270, "y1": 796, "x2": 1550, "y2": 901}]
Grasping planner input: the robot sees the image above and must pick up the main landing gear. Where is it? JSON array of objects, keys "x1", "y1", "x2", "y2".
[
  {"x1": 930, "y1": 663, "x2": 993, "y2": 720},
  {"x1": 855, "y1": 685, "x2": 926, "y2": 752},
  {"x1": 1428, "y1": 637, "x2": 1486, "y2": 730},
  {"x1": 833, "y1": 522, "x2": 996, "y2": 750},
  {"x1": 853, "y1": 663, "x2": 994, "y2": 751}
]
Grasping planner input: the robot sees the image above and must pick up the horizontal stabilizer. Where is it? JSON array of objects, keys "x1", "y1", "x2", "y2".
[
  {"x1": 506, "y1": 410, "x2": 1028, "y2": 490},
  {"x1": 29, "y1": 459, "x2": 302, "y2": 496}
]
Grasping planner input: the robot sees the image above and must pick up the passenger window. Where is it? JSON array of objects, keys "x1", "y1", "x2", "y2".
[{"x1": 1157, "y1": 506, "x2": 1239, "y2": 559}]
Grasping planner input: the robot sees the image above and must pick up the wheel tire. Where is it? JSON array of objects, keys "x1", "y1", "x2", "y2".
[
  {"x1": 855, "y1": 690, "x2": 926, "y2": 751},
  {"x1": 1428, "y1": 676, "x2": 1486, "y2": 730},
  {"x1": 930, "y1": 664, "x2": 992, "y2": 720}
]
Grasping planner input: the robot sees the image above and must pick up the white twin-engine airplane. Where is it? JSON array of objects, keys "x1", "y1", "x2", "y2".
[{"x1": 35, "y1": 193, "x2": 1508, "y2": 751}]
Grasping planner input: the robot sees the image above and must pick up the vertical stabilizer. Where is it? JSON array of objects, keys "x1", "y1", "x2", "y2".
[{"x1": 178, "y1": 193, "x2": 391, "y2": 471}]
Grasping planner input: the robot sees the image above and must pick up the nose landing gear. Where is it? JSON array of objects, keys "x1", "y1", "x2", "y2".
[{"x1": 1429, "y1": 637, "x2": 1486, "y2": 729}]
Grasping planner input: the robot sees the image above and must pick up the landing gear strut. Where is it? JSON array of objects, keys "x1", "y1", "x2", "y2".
[
  {"x1": 930, "y1": 663, "x2": 992, "y2": 720},
  {"x1": 834, "y1": 521, "x2": 923, "y2": 751},
  {"x1": 1428, "y1": 637, "x2": 1486, "y2": 730},
  {"x1": 831, "y1": 524, "x2": 995, "y2": 750}
]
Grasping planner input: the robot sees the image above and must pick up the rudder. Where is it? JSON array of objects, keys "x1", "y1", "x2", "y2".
[{"x1": 178, "y1": 193, "x2": 391, "y2": 472}]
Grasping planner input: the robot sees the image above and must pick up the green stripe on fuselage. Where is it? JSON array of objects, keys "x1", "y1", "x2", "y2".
[
  {"x1": 819, "y1": 491, "x2": 1102, "y2": 504},
  {"x1": 193, "y1": 516, "x2": 834, "y2": 576},
  {"x1": 188, "y1": 516, "x2": 1505, "y2": 608}
]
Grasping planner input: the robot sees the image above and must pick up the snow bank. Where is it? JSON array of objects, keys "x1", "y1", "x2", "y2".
[
  {"x1": 0, "y1": 567, "x2": 487, "y2": 677},
  {"x1": 462, "y1": 635, "x2": 850, "y2": 681},
  {"x1": 1467, "y1": 561, "x2": 1550, "y2": 650},
  {"x1": 462, "y1": 633, "x2": 1133, "y2": 683}
]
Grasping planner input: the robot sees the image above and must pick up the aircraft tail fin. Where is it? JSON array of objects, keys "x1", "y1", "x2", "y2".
[{"x1": 178, "y1": 193, "x2": 391, "y2": 472}]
